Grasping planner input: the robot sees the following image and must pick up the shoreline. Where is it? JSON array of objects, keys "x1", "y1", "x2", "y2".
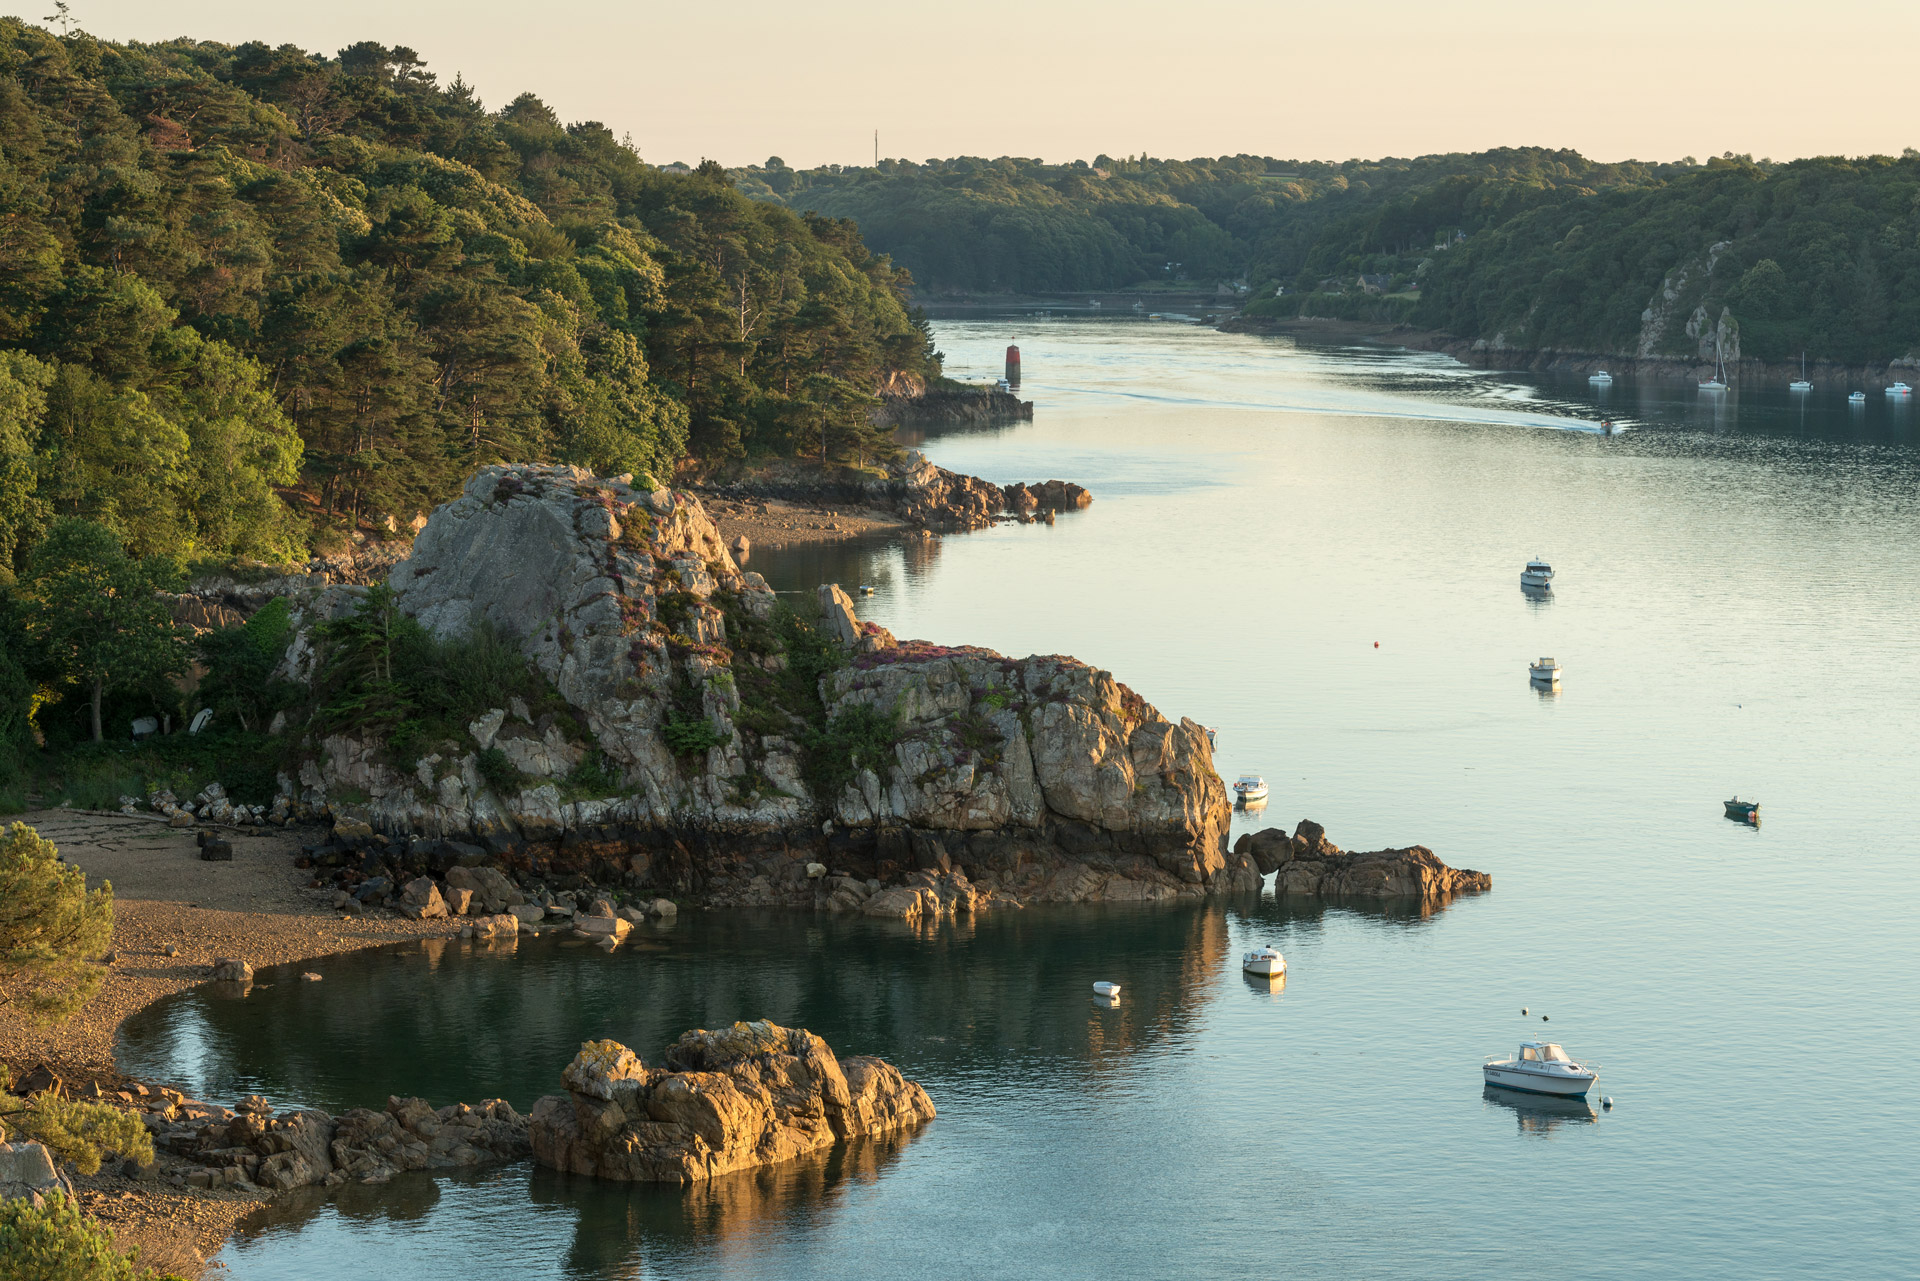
[
  {"x1": 697, "y1": 492, "x2": 913, "y2": 551},
  {"x1": 1219, "y1": 314, "x2": 1920, "y2": 388},
  {"x1": 1, "y1": 808, "x2": 463, "y2": 1277}
]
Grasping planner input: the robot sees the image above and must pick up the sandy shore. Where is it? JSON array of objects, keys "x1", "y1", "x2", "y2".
[
  {"x1": 699, "y1": 493, "x2": 912, "y2": 550},
  {"x1": 1, "y1": 809, "x2": 460, "y2": 1277}
]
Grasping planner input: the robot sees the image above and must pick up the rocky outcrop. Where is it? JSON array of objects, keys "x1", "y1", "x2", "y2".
[
  {"x1": 698, "y1": 450, "x2": 1088, "y2": 533},
  {"x1": 873, "y1": 382, "x2": 1033, "y2": 430},
  {"x1": 528, "y1": 1022, "x2": 933, "y2": 1184},
  {"x1": 1234, "y1": 821, "x2": 1490, "y2": 902},
  {"x1": 114, "y1": 1083, "x2": 528, "y2": 1192},
  {"x1": 0, "y1": 1140, "x2": 72, "y2": 1210},
  {"x1": 281, "y1": 463, "x2": 1230, "y2": 908}
]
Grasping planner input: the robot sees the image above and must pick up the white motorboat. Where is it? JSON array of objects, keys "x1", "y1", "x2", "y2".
[
  {"x1": 1242, "y1": 946, "x2": 1286, "y2": 978},
  {"x1": 1520, "y1": 558, "x2": 1554, "y2": 589},
  {"x1": 1092, "y1": 981, "x2": 1121, "y2": 998},
  {"x1": 1529, "y1": 656, "x2": 1562, "y2": 686},
  {"x1": 1588, "y1": 369, "x2": 1612, "y2": 385},
  {"x1": 1233, "y1": 775, "x2": 1269, "y2": 803},
  {"x1": 1887, "y1": 382, "x2": 1912, "y2": 397},
  {"x1": 1849, "y1": 391, "x2": 1867, "y2": 404},
  {"x1": 1483, "y1": 1041, "x2": 1599, "y2": 1097}
]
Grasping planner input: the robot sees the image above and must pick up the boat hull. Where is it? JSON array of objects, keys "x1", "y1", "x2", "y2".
[
  {"x1": 1519, "y1": 573, "x2": 1552, "y2": 589},
  {"x1": 1482, "y1": 1065, "x2": 1596, "y2": 1097},
  {"x1": 1242, "y1": 958, "x2": 1286, "y2": 977},
  {"x1": 1234, "y1": 786, "x2": 1269, "y2": 802}
]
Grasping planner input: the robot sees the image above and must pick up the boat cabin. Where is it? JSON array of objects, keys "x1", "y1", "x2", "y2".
[{"x1": 1518, "y1": 1042, "x2": 1573, "y2": 1062}]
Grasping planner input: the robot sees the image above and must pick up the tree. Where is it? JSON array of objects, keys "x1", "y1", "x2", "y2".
[
  {"x1": 0, "y1": 823, "x2": 113, "y2": 1027},
  {"x1": 19, "y1": 520, "x2": 186, "y2": 742}
]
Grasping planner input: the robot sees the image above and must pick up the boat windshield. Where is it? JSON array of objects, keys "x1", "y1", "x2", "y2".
[
  {"x1": 1520, "y1": 1046, "x2": 1540, "y2": 1061},
  {"x1": 1541, "y1": 1044, "x2": 1572, "y2": 1061},
  {"x1": 1236, "y1": 776, "x2": 1263, "y2": 785}
]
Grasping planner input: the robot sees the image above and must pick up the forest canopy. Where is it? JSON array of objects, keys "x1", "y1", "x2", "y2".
[{"x1": 0, "y1": 21, "x2": 939, "y2": 578}]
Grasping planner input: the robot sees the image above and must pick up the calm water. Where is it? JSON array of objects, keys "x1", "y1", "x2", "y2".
[{"x1": 123, "y1": 319, "x2": 1920, "y2": 1278}]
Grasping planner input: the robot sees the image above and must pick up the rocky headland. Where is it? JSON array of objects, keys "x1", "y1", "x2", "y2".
[
  {"x1": 697, "y1": 448, "x2": 1087, "y2": 536},
  {"x1": 258, "y1": 463, "x2": 1217, "y2": 915},
  {"x1": 529, "y1": 1022, "x2": 933, "y2": 1183}
]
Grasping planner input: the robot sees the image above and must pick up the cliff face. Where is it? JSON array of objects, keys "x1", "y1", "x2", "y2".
[{"x1": 290, "y1": 464, "x2": 1228, "y2": 906}]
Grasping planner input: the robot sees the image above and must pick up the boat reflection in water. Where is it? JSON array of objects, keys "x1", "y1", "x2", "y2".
[
  {"x1": 1242, "y1": 970, "x2": 1286, "y2": 995},
  {"x1": 1482, "y1": 1084, "x2": 1597, "y2": 1134}
]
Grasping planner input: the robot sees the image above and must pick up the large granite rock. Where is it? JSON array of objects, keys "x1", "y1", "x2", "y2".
[
  {"x1": 529, "y1": 1021, "x2": 934, "y2": 1184},
  {"x1": 281, "y1": 464, "x2": 1232, "y2": 906},
  {"x1": 1233, "y1": 821, "x2": 1492, "y2": 902}
]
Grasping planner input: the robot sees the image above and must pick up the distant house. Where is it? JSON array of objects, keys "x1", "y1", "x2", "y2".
[
  {"x1": 1317, "y1": 277, "x2": 1345, "y2": 293},
  {"x1": 1357, "y1": 274, "x2": 1391, "y2": 295}
]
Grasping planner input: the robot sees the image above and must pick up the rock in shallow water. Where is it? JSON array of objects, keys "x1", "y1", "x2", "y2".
[{"x1": 528, "y1": 1020, "x2": 934, "y2": 1184}]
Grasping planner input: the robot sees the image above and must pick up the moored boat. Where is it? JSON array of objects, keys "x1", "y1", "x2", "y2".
[
  {"x1": 1723, "y1": 797, "x2": 1760, "y2": 823},
  {"x1": 1092, "y1": 981, "x2": 1121, "y2": 998},
  {"x1": 1520, "y1": 558, "x2": 1554, "y2": 589},
  {"x1": 1242, "y1": 946, "x2": 1286, "y2": 977},
  {"x1": 1233, "y1": 774, "x2": 1268, "y2": 803},
  {"x1": 1589, "y1": 370, "x2": 1613, "y2": 385},
  {"x1": 1529, "y1": 657, "x2": 1562, "y2": 686},
  {"x1": 1789, "y1": 352, "x2": 1811, "y2": 392},
  {"x1": 1483, "y1": 1042, "x2": 1599, "y2": 1097},
  {"x1": 1888, "y1": 382, "x2": 1912, "y2": 397},
  {"x1": 1849, "y1": 391, "x2": 1866, "y2": 404}
]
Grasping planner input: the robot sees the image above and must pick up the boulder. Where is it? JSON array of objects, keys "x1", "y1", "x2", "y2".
[
  {"x1": 200, "y1": 839, "x2": 233, "y2": 861},
  {"x1": 398, "y1": 876, "x2": 448, "y2": 920},
  {"x1": 528, "y1": 1021, "x2": 933, "y2": 1184},
  {"x1": 574, "y1": 914, "x2": 632, "y2": 944},
  {"x1": 466, "y1": 913, "x2": 520, "y2": 941},
  {"x1": 817, "y1": 583, "x2": 862, "y2": 649},
  {"x1": 443, "y1": 885, "x2": 475, "y2": 916},
  {"x1": 0, "y1": 1141, "x2": 70, "y2": 1209},
  {"x1": 446, "y1": 865, "x2": 524, "y2": 913},
  {"x1": 507, "y1": 903, "x2": 544, "y2": 927},
  {"x1": 210, "y1": 957, "x2": 252, "y2": 983}
]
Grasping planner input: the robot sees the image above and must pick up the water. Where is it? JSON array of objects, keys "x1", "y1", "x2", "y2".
[{"x1": 123, "y1": 318, "x2": 1920, "y2": 1278}]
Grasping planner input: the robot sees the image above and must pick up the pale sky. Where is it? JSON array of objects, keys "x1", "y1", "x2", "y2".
[{"x1": 22, "y1": 0, "x2": 1920, "y2": 168}]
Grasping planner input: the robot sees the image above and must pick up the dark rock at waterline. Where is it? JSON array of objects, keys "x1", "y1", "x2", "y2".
[{"x1": 1232, "y1": 820, "x2": 1490, "y2": 901}]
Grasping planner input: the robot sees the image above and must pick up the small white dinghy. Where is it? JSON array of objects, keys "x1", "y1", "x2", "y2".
[
  {"x1": 1242, "y1": 946, "x2": 1286, "y2": 978},
  {"x1": 1092, "y1": 981, "x2": 1121, "y2": 998},
  {"x1": 1483, "y1": 1041, "x2": 1599, "y2": 1097},
  {"x1": 1233, "y1": 774, "x2": 1269, "y2": 803}
]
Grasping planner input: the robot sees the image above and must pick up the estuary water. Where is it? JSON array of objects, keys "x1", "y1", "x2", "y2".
[{"x1": 121, "y1": 318, "x2": 1920, "y2": 1279}]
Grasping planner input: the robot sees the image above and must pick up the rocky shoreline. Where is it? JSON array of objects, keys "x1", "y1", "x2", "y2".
[{"x1": 1220, "y1": 313, "x2": 1920, "y2": 390}]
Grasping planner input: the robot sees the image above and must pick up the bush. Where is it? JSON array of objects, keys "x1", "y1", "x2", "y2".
[
  {"x1": 0, "y1": 1091, "x2": 153, "y2": 1176},
  {"x1": 196, "y1": 598, "x2": 300, "y2": 733},
  {"x1": 0, "y1": 1193, "x2": 168, "y2": 1281},
  {"x1": 0, "y1": 824, "x2": 113, "y2": 1027},
  {"x1": 473, "y1": 747, "x2": 525, "y2": 798},
  {"x1": 662, "y1": 709, "x2": 723, "y2": 758},
  {"x1": 802, "y1": 703, "x2": 900, "y2": 800}
]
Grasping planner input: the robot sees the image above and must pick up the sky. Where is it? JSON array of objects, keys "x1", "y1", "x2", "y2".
[{"x1": 19, "y1": 0, "x2": 1920, "y2": 169}]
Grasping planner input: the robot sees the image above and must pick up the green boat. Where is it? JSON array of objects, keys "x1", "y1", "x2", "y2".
[{"x1": 1723, "y1": 798, "x2": 1760, "y2": 822}]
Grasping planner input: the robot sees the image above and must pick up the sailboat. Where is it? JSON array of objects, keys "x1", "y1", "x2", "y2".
[
  {"x1": 1789, "y1": 352, "x2": 1812, "y2": 393},
  {"x1": 1699, "y1": 340, "x2": 1728, "y2": 392}
]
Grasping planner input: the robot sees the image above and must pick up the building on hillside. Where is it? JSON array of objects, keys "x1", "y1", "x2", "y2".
[{"x1": 1357, "y1": 274, "x2": 1391, "y2": 295}]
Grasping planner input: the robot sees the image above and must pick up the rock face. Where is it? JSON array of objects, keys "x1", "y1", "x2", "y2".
[
  {"x1": 135, "y1": 1088, "x2": 528, "y2": 1192},
  {"x1": 528, "y1": 1022, "x2": 933, "y2": 1184},
  {"x1": 0, "y1": 1140, "x2": 71, "y2": 1210},
  {"x1": 285, "y1": 463, "x2": 1232, "y2": 908},
  {"x1": 1234, "y1": 821, "x2": 1491, "y2": 902}
]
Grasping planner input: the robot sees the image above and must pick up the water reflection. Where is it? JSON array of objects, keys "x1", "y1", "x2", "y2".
[{"x1": 1482, "y1": 1085, "x2": 1597, "y2": 1134}]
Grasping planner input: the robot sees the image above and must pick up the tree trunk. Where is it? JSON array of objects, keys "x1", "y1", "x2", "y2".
[{"x1": 90, "y1": 678, "x2": 104, "y2": 743}]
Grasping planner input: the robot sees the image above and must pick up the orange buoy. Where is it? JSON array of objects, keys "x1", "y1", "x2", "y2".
[{"x1": 1373, "y1": 642, "x2": 1379, "y2": 648}]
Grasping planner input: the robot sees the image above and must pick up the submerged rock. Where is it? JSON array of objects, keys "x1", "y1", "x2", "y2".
[{"x1": 528, "y1": 1021, "x2": 934, "y2": 1184}]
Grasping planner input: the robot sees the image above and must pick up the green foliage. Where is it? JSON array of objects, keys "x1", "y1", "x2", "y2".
[
  {"x1": 0, "y1": 823, "x2": 113, "y2": 1028},
  {"x1": 662, "y1": 707, "x2": 724, "y2": 758},
  {"x1": 311, "y1": 585, "x2": 575, "y2": 764},
  {"x1": 738, "y1": 148, "x2": 1666, "y2": 295},
  {"x1": 0, "y1": 18, "x2": 939, "y2": 574},
  {"x1": 28, "y1": 731, "x2": 283, "y2": 809},
  {"x1": 1414, "y1": 155, "x2": 1920, "y2": 363},
  {"x1": 196, "y1": 598, "x2": 299, "y2": 733},
  {"x1": 473, "y1": 746, "x2": 524, "y2": 797},
  {"x1": 558, "y1": 751, "x2": 623, "y2": 800},
  {"x1": 17, "y1": 520, "x2": 188, "y2": 742},
  {"x1": 0, "y1": 1093, "x2": 154, "y2": 1177},
  {"x1": 802, "y1": 702, "x2": 900, "y2": 800},
  {"x1": 0, "y1": 1192, "x2": 173, "y2": 1281}
]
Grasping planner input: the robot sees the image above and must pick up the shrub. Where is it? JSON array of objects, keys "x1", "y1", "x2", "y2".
[
  {"x1": 663, "y1": 710, "x2": 723, "y2": 758},
  {"x1": 0, "y1": 1192, "x2": 172, "y2": 1281},
  {"x1": 0, "y1": 824, "x2": 113, "y2": 1027},
  {"x1": 473, "y1": 747, "x2": 524, "y2": 798},
  {"x1": 802, "y1": 702, "x2": 900, "y2": 800}
]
